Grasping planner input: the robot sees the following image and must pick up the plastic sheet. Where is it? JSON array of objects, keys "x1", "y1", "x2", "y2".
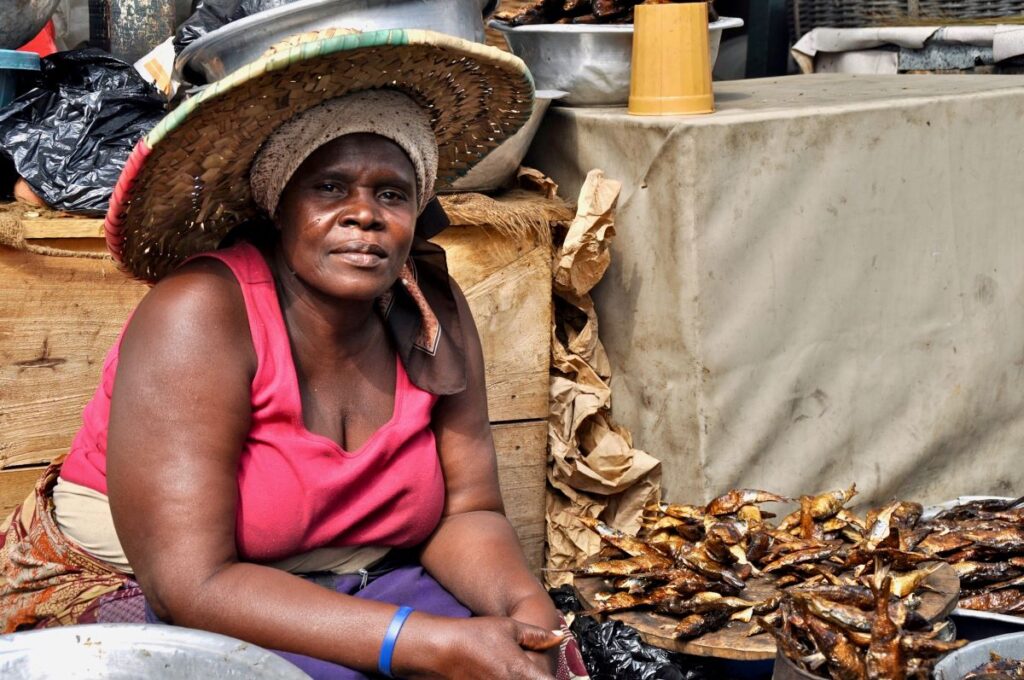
[
  {"x1": 0, "y1": 48, "x2": 164, "y2": 214},
  {"x1": 173, "y1": 0, "x2": 298, "y2": 55},
  {"x1": 550, "y1": 586, "x2": 709, "y2": 680}
]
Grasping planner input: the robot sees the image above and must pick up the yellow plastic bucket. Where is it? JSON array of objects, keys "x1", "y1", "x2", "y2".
[{"x1": 628, "y1": 2, "x2": 714, "y2": 116}]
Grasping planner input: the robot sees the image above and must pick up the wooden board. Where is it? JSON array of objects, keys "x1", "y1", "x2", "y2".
[
  {"x1": 434, "y1": 226, "x2": 552, "y2": 424},
  {"x1": 492, "y1": 420, "x2": 548, "y2": 575},
  {"x1": 21, "y1": 216, "x2": 105, "y2": 239},
  {"x1": 0, "y1": 247, "x2": 147, "y2": 468},
  {"x1": 575, "y1": 562, "x2": 960, "y2": 660},
  {"x1": 0, "y1": 465, "x2": 46, "y2": 518}
]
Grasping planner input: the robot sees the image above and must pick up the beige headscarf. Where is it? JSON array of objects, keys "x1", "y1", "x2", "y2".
[
  {"x1": 246, "y1": 89, "x2": 467, "y2": 396},
  {"x1": 249, "y1": 89, "x2": 439, "y2": 216}
]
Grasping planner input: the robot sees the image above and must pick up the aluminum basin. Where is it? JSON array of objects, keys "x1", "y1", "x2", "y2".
[
  {"x1": 176, "y1": 0, "x2": 500, "y2": 83},
  {"x1": 0, "y1": 624, "x2": 311, "y2": 679},
  {"x1": 933, "y1": 631, "x2": 1024, "y2": 679},
  {"x1": 0, "y1": 0, "x2": 60, "y2": 50},
  {"x1": 490, "y1": 16, "x2": 743, "y2": 107}
]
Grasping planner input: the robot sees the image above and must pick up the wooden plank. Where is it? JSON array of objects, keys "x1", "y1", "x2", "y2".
[
  {"x1": 436, "y1": 227, "x2": 552, "y2": 423},
  {"x1": 22, "y1": 218, "x2": 106, "y2": 239},
  {"x1": 0, "y1": 466, "x2": 45, "y2": 519},
  {"x1": 493, "y1": 420, "x2": 548, "y2": 575},
  {"x1": 0, "y1": 247, "x2": 148, "y2": 468},
  {"x1": 21, "y1": 238, "x2": 110, "y2": 255}
]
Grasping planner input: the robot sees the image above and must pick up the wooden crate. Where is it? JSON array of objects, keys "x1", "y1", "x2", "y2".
[{"x1": 0, "y1": 210, "x2": 551, "y2": 570}]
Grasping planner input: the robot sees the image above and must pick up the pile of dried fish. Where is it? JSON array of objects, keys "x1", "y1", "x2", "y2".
[
  {"x1": 765, "y1": 572, "x2": 966, "y2": 679},
  {"x1": 914, "y1": 496, "x2": 1024, "y2": 615},
  {"x1": 494, "y1": 0, "x2": 718, "y2": 26},
  {"x1": 566, "y1": 486, "x2": 958, "y2": 645},
  {"x1": 962, "y1": 652, "x2": 1024, "y2": 678},
  {"x1": 567, "y1": 487, "x2": 1024, "y2": 678}
]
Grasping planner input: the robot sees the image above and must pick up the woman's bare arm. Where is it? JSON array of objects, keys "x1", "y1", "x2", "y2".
[
  {"x1": 418, "y1": 283, "x2": 562, "y2": 669},
  {"x1": 107, "y1": 261, "x2": 557, "y2": 679}
]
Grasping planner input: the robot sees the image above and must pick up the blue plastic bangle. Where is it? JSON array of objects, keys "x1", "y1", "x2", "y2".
[{"x1": 378, "y1": 605, "x2": 414, "y2": 678}]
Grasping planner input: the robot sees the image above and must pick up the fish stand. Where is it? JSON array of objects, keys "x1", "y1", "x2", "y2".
[{"x1": 528, "y1": 73, "x2": 1024, "y2": 510}]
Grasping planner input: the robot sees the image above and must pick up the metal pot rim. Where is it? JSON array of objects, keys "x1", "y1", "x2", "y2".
[{"x1": 488, "y1": 16, "x2": 744, "y2": 34}]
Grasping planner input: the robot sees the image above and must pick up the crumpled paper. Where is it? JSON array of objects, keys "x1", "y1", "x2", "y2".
[{"x1": 546, "y1": 169, "x2": 663, "y2": 587}]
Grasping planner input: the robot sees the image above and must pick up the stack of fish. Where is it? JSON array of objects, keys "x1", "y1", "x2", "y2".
[
  {"x1": 569, "y1": 486, "x2": 960, "y2": 641},
  {"x1": 962, "y1": 652, "x2": 1024, "y2": 678},
  {"x1": 569, "y1": 488, "x2": 1024, "y2": 676},
  {"x1": 766, "y1": 571, "x2": 966, "y2": 679},
  {"x1": 914, "y1": 497, "x2": 1024, "y2": 614},
  {"x1": 494, "y1": 0, "x2": 718, "y2": 26}
]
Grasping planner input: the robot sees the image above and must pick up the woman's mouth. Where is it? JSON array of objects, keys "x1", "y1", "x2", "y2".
[{"x1": 331, "y1": 241, "x2": 387, "y2": 268}]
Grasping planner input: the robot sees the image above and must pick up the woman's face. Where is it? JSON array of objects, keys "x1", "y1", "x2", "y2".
[{"x1": 274, "y1": 133, "x2": 418, "y2": 301}]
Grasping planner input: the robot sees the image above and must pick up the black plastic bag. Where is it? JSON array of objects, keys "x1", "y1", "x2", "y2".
[
  {"x1": 0, "y1": 49, "x2": 165, "y2": 214},
  {"x1": 550, "y1": 586, "x2": 710, "y2": 680}
]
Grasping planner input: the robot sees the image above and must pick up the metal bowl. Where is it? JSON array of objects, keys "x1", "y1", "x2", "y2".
[
  {"x1": 952, "y1": 607, "x2": 1024, "y2": 642},
  {"x1": 0, "y1": 0, "x2": 60, "y2": 50},
  {"x1": 177, "y1": 0, "x2": 500, "y2": 84},
  {"x1": 447, "y1": 90, "x2": 563, "y2": 192},
  {"x1": 490, "y1": 16, "x2": 743, "y2": 107},
  {"x1": 0, "y1": 624, "x2": 311, "y2": 679},
  {"x1": 922, "y1": 495, "x2": 1019, "y2": 521},
  {"x1": 933, "y1": 631, "x2": 1024, "y2": 679}
]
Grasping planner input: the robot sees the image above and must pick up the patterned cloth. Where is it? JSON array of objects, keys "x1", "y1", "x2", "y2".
[
  {"x1": 0, "y1": 463, "x2": 131, "y2": 632},
  {"x1": 0, "y1": 466, "x2": 590, "y2": 678}
]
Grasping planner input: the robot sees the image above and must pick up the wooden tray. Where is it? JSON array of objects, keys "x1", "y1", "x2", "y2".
[{"x1": 575, "y1": 562, "x2": 960, "y2": 661}]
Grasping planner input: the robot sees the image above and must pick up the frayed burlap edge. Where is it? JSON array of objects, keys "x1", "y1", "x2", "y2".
[
  {"x1": 0, "y1": 204, "x2": 109, "y2": 260},
  {"x1": 439, "y1": 190, "x2": 573, "y2": 246}
]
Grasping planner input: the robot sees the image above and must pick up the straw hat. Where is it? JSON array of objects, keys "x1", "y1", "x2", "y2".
[{"x1": 104, "y1": 28, "x2": 534, "y2": 282}]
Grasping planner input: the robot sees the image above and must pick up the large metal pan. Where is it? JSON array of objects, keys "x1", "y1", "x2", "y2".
[
  {"x1": 0, "y1": 624, "x2": 311, "y2": 679},
  {"x1": 0, "y1": 0, "x2": 60, "y2": 50},
  {"x1": 447, "y1": 90, "x2": 564, "y2": 192},
  {"x1": 176, "y1": 0, "x2": 501, "y2": 84},
  {"x1": 933, "y1": 630, "x2": 1024, "y2": 679}
]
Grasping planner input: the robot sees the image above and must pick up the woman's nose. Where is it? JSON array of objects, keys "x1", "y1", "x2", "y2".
[{"x1": 340, "y1": 190, "x2": 382, "y2": 230}]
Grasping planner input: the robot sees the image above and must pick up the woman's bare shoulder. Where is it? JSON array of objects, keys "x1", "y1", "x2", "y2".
[{"x1": 121, "y1": 256, "x2": 256, "y2": 373}]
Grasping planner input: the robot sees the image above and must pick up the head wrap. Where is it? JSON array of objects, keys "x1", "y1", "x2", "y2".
[
  {"x1": 250, "y1": 90, "x2": 439, "y2": 216},
  {"x1": 248, "y1": 91, "x2": 466, "y2": 396}
]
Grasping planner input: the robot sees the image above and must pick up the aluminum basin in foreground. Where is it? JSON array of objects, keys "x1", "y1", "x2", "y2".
[{"x1": 0, "y1": 624, "x2": 311, "y2": 679}]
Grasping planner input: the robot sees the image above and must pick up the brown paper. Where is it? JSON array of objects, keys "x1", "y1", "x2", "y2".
[
  {"x1": 517, "y1": 167, "x2": 560, "y2": 200},
  {"x1": 544, "y1": 169, "x2": 663, "y2": 587}
]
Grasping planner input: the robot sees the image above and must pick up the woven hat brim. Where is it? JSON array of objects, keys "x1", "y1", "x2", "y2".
[{"x1": 104, "y1": 28, "x2": 534, "y2": 282}]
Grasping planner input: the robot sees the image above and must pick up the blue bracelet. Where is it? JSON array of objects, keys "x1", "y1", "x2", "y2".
[{"x1": 378, "y1": 605, "x2": 414, "y2": 678}]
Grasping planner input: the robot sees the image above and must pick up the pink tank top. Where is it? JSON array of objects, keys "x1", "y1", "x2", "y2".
[{"x1": 60, "y1": 243, "x2": 446, "y2": 562}]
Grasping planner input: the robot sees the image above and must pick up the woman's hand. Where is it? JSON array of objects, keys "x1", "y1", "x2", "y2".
[
  {"x1": 509, "y1": 591, "x2": 563, "y2": 675},
  {"x1": 394, "y1": 614, "x2": 564, "y2": 680}
]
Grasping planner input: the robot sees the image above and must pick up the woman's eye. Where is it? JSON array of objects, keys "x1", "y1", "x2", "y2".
[
  {"x1": 317, "y1": 183, "x2": 339, "y2": 193},
  {"x1": 379, "y1": 190, "x2": 407, "y2": 202}
]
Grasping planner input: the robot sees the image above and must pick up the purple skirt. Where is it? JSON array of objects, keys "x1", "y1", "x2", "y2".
[{"x1": 142, "y1": 563, "x2": 466, "y2": 679}]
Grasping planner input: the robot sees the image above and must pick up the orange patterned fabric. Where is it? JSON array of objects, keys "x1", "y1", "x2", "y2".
[{"x1": 0, "y1": 463, "x2": 128, "y2": 632}]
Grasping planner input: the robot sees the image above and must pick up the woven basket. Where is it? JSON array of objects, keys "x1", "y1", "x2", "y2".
[{"x1": 791, "y1": 0, "x2": 1024, "y2": 38}]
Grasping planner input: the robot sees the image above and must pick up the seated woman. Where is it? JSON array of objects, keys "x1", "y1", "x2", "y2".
[{"x1": 0, "y1": 30, "x2": 588, "y2": 680}]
